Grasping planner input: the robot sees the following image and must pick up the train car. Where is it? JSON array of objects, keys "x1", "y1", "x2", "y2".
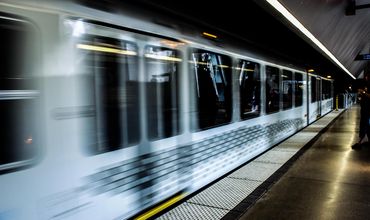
[
  {"x1": 0, "y1": 1, "x2": 334, "y2": 219},
  {"x1": 308, "y1": 73, "x2": 334, "y2": 123},
  {"x1": 321, "y1": 77, "x2": 334, "y2": 115}
]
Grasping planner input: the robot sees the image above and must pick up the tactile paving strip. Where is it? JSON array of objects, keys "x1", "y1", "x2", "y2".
[
  {"x1": 274, "y1": 141, "x2": 305, "y2": 152},
  {"x1": 228, "y1": 161, "x2": 282, "y2": 181},
  {"x1": 187, "y1": 178, "x2": 261, "y2": 210},
  {"x1": 253, "y1": 149, "x2": 297, "y2": 164}
]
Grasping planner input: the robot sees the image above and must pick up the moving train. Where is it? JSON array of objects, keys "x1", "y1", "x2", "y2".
[{"x1": 0, "y1": 1, "x2": 333, "y2": 219}]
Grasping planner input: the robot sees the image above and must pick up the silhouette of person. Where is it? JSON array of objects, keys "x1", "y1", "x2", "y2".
[{"x1": 352, "y1": 73, "x2": 370, "y2": 149}]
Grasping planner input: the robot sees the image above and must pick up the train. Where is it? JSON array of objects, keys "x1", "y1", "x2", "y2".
[{"x1": 0, "y1": 1, "x2": 334, "y2": 219}]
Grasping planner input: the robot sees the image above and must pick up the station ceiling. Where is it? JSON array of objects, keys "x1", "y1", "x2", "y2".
[{"x1": 277, "y1": 0, "x2": 370, "y2": 80}]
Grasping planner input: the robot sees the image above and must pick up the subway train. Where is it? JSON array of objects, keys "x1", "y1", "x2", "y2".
[{"x1": 0, "y1": 1, "x2": 334, "y2": 219}]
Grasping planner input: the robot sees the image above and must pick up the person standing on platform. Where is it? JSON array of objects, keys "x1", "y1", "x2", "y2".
[{"x1": 352, "y1": 73, "x2": 370, "y2": 149}]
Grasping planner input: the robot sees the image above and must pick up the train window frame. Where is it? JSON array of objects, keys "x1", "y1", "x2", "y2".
[
  {"x1": 0, "y1": 13, "x2": 41, "y2": 173},
  {"x1": 144, "y1": 45, "x2": 182, "y2": 141},
  {"x1": 282, "y1": 70, "x2": 293, "y2": 110},
  {"x1": 238, "y1": 59, "x2": 261, "y2": 120},
  {"x1": 189, "y1": 48, "x2": 233, "y2": 131},
  {"x1": 76, "y1": 34, "x2": 140, "y2": 154},
  {"x1": 265, "y1": 65, "x2": 280, "y2": 114}
]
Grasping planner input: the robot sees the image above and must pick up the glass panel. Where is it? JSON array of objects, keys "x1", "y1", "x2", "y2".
[
  {"x1": 311, "y1": 76, "x2": 317, "y2": 103},
  {"x1": 282, "y1": 70, "x2": 293, "y2": 110},
  {"x1": 0, "y1": 18, "x2": 34, "y2": 89},
  {"x1": 190, "y1": 49, "x2": 232, "y2": 130},
  {"x1": 77, "y1": 35, "x2": 139, "y2": 153},
  {"x1": 0, "y1": 100, "x2": 38, "y2": 165},
  {"x1": 265, "y1": 66, "x2": 280, "y2": 113},
  {"x1": 0, "y1": 16, "x2": 39, "y2": 168},
  {"x1": 144, "y1": 46, "x2": 181, "y2": 140},
  {"x1": 294, "y1": 72, "x2": 303, "y2": 107},
  {"x1": 238, "y1": 60, "x2": 260, "y2": 119},
  {"x1": 322, "y1": 80, "x2": 331, "y2": 99}
]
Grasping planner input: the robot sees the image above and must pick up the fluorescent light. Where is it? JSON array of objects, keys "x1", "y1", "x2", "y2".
[
  {"x1": 188, "y1": 61, "x2": 229, "y2": 68},
  {"x1": 76, "y1": 44, "x2": 137, "y2": 56},
  {"x1": 202, "y1": 32, "x2": 218, "y2": 39},
  {"x1": 218, "y1": 64, "x2": 229, "y2": 68},
  {"x1": 145, "y1": 54, "x2": 182, "y2": 62},
  {"x1": 160, "y1": 40, "x2": 186, "y2": 48},
  {"x1": 235, "y1": 67, "x2": 255, "y2": 71},
  {"x1": 265, "y1": 0, "x2": 356, "y2": 79}
]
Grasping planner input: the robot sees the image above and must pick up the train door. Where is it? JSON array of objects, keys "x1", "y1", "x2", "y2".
[{"x1": 321, "y1": 78, "x2": 334, "y2": 115}]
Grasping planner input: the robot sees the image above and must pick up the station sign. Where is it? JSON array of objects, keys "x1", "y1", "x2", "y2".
[{"x1": 355, "y1": 54, "x2": 370, "y2": 60}]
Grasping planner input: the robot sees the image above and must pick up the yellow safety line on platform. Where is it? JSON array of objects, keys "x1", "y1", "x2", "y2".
[{"x1": 135, "y1": 194, "x2": 185, "y2": 220}]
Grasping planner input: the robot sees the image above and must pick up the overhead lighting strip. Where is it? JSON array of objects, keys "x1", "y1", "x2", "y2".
[
  {"x1": 76, "y1": 44, "x2": 137, "y2": 56},
  {"x1": 265, "y1": 0, "x2": 356, "y2": 79}
]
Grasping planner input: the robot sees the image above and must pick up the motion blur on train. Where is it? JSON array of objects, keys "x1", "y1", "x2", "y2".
[{"x1": 0, "y1": 1, "x2": 334, "y2": 219}]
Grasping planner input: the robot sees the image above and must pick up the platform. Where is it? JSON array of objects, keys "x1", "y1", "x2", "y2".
[{"x1": 156, "y1": 106, "x2": 365, "y2": 219}]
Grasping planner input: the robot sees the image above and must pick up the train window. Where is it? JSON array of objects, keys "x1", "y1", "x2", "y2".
[
  {"x1": 144, "y1": 46, "x2": 181, "y2": 140},
  {"x1": 265, "y1": 66, "x2": 280, "y2": 114},
  {"x1": 282, "y1": 70, "x2": 293, "y2": 110},
  {"x1": 190, "y1": 49, "x2": 232, "y2": 130},
  {"x1": 0, "y1": 16, "x2": 39, "y2": 170},
  {"x1": 238, "y1": 60, "x2": 260, "y2": 119},
  {"x1": 0, "y1": 14, "x2": 34, "y2": 87},
  {"x1": 322, "y1": 80, "x2": 331, "y2": 99},
  {"x1": 77, "y1": 35, "x2": 140, "y2": 153},
  {"x1": 311, "y1": 76, "x2": 317, "y2": 103},
  {"x1": 0, "y1": 100, "x2": 39, "y2": 166},
  {"x1": 294, "y1": 72, "x2": 303, "y2": 107}
]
